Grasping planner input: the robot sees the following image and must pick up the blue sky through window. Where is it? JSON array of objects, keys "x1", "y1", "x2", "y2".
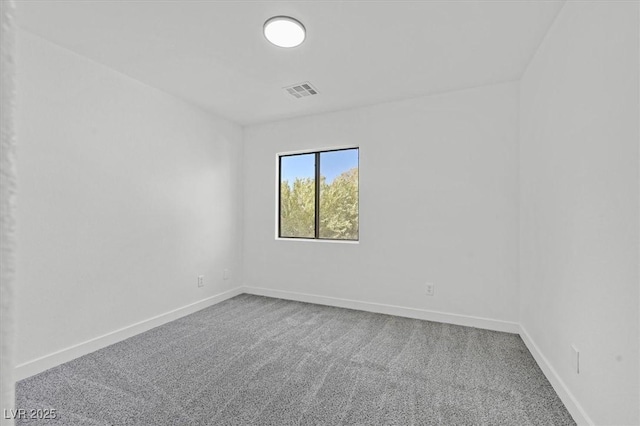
[
  {"x1": 281, "y1": 149, "x2": 358, "y2": 186},
  {"x1": 281, "y1": 154, "x2": 314, "y2": 184},
  {"x1": 321, "y1": 149, "x2": 358, "y2": 183}
]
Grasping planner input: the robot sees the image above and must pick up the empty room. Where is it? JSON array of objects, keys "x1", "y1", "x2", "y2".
[{"x1": 0, "y1": 0, "x2": 638, "y2": 425}]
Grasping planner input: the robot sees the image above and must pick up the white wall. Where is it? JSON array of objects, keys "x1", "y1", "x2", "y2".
[
  {"x1": 15, "y1": 30, "x2": 244, "y2": 368},
  {"x1": 243, "y1": 82, "x2": 519, "y2": 326},
  {"x1": 1, "y1": 1, "x2": 17, "y2": 423},
  {"x1": 519, "y1": 2, "x2": 639, "y2": 425}
]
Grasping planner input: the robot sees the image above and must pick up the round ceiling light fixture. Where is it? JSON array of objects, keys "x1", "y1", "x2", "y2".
[{"x1": 263, "y1": 16, "x2": 306, "y2": 48}]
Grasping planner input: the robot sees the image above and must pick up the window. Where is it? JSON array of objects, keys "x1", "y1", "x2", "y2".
[{"x1": 279, "y1": 148, "x2": 359, "y2": 241}]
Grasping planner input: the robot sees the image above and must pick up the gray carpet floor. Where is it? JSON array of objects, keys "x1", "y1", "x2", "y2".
[{"x1": 16, "y1": 294, "x2": 575, "y2": 425}]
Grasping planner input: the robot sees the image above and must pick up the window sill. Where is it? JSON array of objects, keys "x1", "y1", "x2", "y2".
[{"x1": 275, "y1": 237, "x2": 359, "y2": 245}]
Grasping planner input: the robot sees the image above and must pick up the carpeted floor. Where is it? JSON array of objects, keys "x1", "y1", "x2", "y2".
[{"x1": 16, "y1": 294, "x2": 575, "y2": 425}]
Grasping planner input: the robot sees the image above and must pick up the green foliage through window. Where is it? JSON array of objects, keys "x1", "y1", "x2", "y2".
[{"x1": 279, "y1": 148, "x2": 359, "y2": 240}]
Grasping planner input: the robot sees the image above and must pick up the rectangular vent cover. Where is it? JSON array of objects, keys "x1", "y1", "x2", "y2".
[{"x1": 284, "y1": 82, "x2": 319, "y2": 99}]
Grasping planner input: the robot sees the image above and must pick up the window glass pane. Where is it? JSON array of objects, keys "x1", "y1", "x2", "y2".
[
  {"x1": 319, "y1": 149, "x2": 359, "y2": 240},
  {"x1": 280, "y1": 153, "x2": 315, "y2": 238}
]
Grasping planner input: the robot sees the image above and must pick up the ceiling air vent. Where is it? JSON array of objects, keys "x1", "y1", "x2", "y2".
[{"x1": 284, "y1": 82, "x2": 319, "y2": 99}]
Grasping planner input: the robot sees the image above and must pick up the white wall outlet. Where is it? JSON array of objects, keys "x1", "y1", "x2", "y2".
[
  {"x1": 571, "y1": 344, "x2": 580, "y2": 374},
  {"x1": 425, "y1": 283, "x2": 434, "y2": 296},
  {"x1": 197, "y1": 275, "x2": 204, "y2": 287},
  {"x1": 223, "y1": 269, "x2": 230, "y2": 280}
]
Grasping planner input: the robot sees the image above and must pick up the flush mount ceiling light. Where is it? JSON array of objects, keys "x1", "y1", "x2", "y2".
[{"x1": 263, "y1": 16, "x2": 306, "y2": 48}]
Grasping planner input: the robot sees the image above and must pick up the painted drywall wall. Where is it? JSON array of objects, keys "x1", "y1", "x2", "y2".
[
  {"x1": 243, "y1": 82, "x2": 519, "y2": 325},
  {"x1": 519, "y1": 2, "x2": 639, "y2": 424},
  {"x1": 14, "y1": 30, "x2": 244, "y2": 367},
  {"x1": 1, "y1": 0, "x2": 17, "y2": 422}
]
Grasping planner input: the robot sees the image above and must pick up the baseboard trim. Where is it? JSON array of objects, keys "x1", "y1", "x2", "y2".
[
  {"x1": 14, "y1": 287, "x2": 243, "y2": 381},
  {"x1": 242, "y1": 286, "x2": 520, "y2": 334},
  {"x1": 519, "y1": 325, "x2": 593, "y2": 426},
  {"x1": 13, "y1": 285, "x2": 588, "y2": 426},
  {"x1": 244, "y1": 286, "x2": 590, "y2": 424}
]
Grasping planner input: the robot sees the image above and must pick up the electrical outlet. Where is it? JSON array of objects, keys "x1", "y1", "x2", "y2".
[
  {"x1": 197, "y1": 275, "x2": 204, "y2": 288},
  {"x1": 425, "y1": 283, "x2": 434, "y2": 296},
  {"x1": 223, "y1": 269, "x2": 230, "y2": 280},
  {"x1": 571, "y1": 345, "x2": 580, "y2": 374}
]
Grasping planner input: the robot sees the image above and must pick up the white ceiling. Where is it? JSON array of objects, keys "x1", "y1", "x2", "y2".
[{"x1": 16, "y1": 0, "x2": 565, "y2": 126}]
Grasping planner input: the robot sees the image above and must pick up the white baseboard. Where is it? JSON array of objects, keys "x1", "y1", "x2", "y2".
[
  {"x1": 244, "y1": 286, "x2": 590, "y2": 425},
  {"x1": 519, "y1": 325, "x2": 593, "y2": 426},
  {"x1": 14, "y1": 285, "x2": 588, "y2": 426},
  {"x1": 14, "y1": 287, "x2": 243, "y2": 381},
  {"x1": 242, "y1": 286, "x2": 520, "y2": 334}
]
